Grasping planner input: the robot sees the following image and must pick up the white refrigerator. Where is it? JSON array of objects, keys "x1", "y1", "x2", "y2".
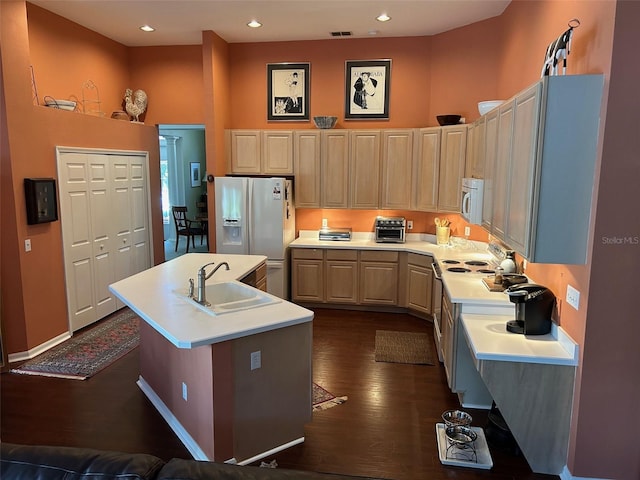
[{"x1": 214, "y1": 177, "x2": 295, "y2": 299}]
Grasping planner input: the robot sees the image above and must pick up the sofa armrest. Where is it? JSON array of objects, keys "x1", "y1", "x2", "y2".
[
  {"x1": 0, "y1": 443, "x2": 165, "y2": 480},
  {"x1": 158, "y1": 458, "x2": 385, "y2": 480}
]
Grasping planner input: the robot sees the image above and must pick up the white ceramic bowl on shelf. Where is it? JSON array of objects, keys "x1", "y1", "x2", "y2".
[{"x1": 478, "y1": 100, "x2": 503, "y2": 116}]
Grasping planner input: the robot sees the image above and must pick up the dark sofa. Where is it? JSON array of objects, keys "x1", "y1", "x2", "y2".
[{"x1": 0, "y1": 443, "x2": 383, "y2": 480}]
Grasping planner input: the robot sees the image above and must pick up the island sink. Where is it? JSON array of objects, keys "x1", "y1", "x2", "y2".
[{"x1": 179, "y1": 281, "x2": 281, "y2": 315}]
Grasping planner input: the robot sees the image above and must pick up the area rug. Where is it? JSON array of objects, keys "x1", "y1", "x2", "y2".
[
  {"x1": 11, "y1": 308, "x2": 139, "y2": 380},
  {"x1": 374, "y1": 330, "x2": 434, "y2": 365},
  {"x1": 313, "y1": 383, "x2": 347, "y2": 412}
]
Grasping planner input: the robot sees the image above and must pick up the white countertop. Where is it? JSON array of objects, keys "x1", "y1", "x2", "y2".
[
  {"x1": 109, "y1": 253, "x2": 313, "y2": 349},
  {"x1": 460, "y1": 313, "x2": 578, "y2": 366}
]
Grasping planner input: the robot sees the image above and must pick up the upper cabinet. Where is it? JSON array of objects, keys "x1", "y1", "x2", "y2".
[
  {"x1": 350, "y1": 130, "x2": 381, "y2": 209},
  {"x1": 293, "y1": 130, "x2": 321, "y2": 208},
  {"x1": 437, "y1": 125, "x2": 468, "y2": 212},
  {"x1": 483, "y1": 75, "x2": 604, "y2": 263},
  {"x1": 321, "y1": 130, "x2": 350, "y2": 208},
  {"x1": 412, "y1": 126, "x2": 467, "y2": 213},
  {"x1": 465, "y1": 116, "x2": 486, "y2": 179},
  {"x1": 228, "y1": 130, "x2": 293, "y2": 175},
  {"x1": 381, "y1": 129, "x2": 414, "y2": 210}
]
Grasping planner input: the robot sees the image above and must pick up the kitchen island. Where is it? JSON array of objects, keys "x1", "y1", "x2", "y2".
[{"x1": 109, "y1": 253, "x2": 314, "y2": 465}]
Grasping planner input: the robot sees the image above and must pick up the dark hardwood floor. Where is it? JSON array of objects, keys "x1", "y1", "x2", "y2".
[{"x1": 1, "y1": 308, "x2": 557, "y2": 480}]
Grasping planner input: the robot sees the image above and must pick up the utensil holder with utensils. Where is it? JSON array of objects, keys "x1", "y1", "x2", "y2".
[{"x1": 436, "y1": 226, "x2": 451, "y2": 245}]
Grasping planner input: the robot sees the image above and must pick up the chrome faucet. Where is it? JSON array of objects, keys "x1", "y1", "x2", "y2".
[{"x1": 194, "y1": 261, "x2": 230, "y2": 306}]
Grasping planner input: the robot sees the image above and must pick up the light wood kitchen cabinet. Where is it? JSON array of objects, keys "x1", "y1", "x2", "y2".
[
  {"x1": 465, "y1": 116, "x2": 486, "y2": 179},
  {"x1": 437, "y1": 125, "x2": 467, "y2": 212},
  {"x1": 481, "y1": 108, "x2": 499, "y2": 231},
  {"x1": 381, "y1": 129, "x2": 414, "y2": 209},
  {"x1": 483, "y1": 75, "x2": 603, "y2": 263},
  {"x1": 293, "y1": 130, "x2": 321, "y2": 208},
  {"x1": 407, "y1": 253, "x2": 433, "y2": 315},
  {"x1": 325, "y1": 249, "x2": 358, "y2": 304},
  {"x1": 359, "y1": 250, "x2": 399, "y2": 305},
  {"x1": 491, "y1": 101, "x2": 514, "y2": 240},
  {"x1": 291, "y1": 249, "x2": 324, "y2": 302},
  {"x1": 321, "y1": 130, "x2": 350, "y2": 208},
  {"x1": 412, "y1": 127, "x2": 440, "y2": 211},
  {"x1": 262, "y1": 130, "x2": 293, "y2": 174},
  {"x1": 349, "y1": 130, "x2": 381, "y2": 209},
  {"x1": 240, "y1": 262, "x2": 268, "y2": 292},
  {"x1": 229, "y1": 130, "x2": 261, "y2": 174},
  {"x1": 228, "y1": 130, "x2": 293, "y2": 175},
  {"x1": 504, "y1": 83, "x2": 541, "y2": 254},
  {"x1": 441, "y1": 290, "x2": 456, "y2": 390}
]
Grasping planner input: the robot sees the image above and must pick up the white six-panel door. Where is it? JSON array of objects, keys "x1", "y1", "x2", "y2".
[{"x1": 57, "y1": 148, "x2": 152, "y2": 332}]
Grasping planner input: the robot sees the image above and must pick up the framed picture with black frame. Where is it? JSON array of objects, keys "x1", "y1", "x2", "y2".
[
  {"x1": 267, "y1": 62, "x2": 310, "y2": 121},
  {"x1": 344, "y1": 59, "x2": 391, "y2": 120},
  {"x1": 190, "y1": 162, "x2": 201, "y2": 188}
]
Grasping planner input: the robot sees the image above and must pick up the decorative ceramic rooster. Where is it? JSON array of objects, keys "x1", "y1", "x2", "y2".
[{"x1": 124, "y1": 88, "x2": 148, "y2": 122}]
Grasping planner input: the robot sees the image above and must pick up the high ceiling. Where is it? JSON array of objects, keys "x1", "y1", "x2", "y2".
[{"x1": 29, "y1": 0, "x2": 511, "y2": 47}]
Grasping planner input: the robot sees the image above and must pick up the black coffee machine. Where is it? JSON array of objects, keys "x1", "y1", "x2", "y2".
[{"x1": 505, "y1": 284, "x2": 555, "y2": 335}]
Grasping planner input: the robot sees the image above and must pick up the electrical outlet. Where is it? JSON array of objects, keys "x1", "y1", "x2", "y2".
[
  {"x1": 407, "y1": 220, "x2": 413, "y2": 230},
  {"x1": 250, "y1": 350, "x2": 261, "y2": 370},
  {"x1": 321, "y1": 218, "x2": 328, "y2": 228},
  {"x1": 182, "y1": 382, "x2": 188, "y2": 401},
  {"x1": 464, "y1": 226, "x2": 471, "y2": 237},
  {"x1": 566, "y1": 285, "x2": 580, "y2": 310},
  {"x1": 25, "y1": 239, "x2": 32, "y2": 252}
]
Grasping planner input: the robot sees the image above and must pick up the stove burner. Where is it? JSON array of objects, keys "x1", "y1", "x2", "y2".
[
  {"x1": 477, "y1": 269, "x2": 495, "y2": 274},
  {"x1": 465, "y1": 260, "x2": 489, "y2": 266},
  {"x1": 442, "y1": 260, "x2": 461, "y2": 264},
  {"x1": 447, "y1": 267, "x2": 471, "y2": 273}
]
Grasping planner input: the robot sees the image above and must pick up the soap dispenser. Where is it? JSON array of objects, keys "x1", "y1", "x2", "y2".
[{"x1": 500, "y1": 250, "x2": 517, "y2": 273}]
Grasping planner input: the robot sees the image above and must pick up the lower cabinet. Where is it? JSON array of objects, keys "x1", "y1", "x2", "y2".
[
  {"x1": 359, "y1": 251, "x2": 399, "y2": 305},
  {"x1": 407, "y1": 253, "x2": 433, "y2": 315},
  {"x1": 291, "y1": 249, "x2": 324, "y2": 302},
  {"x1": 325, "y1": 250, "x2": 358, "y2": 304},
  {"x1": 240, "y1": 262, "x2": 268, "y2": 292},
  {"x1": 292, "y1": 248, "x2": 405, "y2": 307}
]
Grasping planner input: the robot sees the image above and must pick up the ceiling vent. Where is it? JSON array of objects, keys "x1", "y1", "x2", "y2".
[{"x1": 330, "y1": 31, "x2": 352, "y2": 37}]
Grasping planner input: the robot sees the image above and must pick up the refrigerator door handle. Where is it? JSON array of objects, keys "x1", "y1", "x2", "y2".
[{"x1": 247, "y1": 180, "x2": 254, "y2": 254}]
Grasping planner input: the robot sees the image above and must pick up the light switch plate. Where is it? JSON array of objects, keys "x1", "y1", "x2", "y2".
[{"x1": 250, "y1": 350, "x2": 261, "y2": 370}]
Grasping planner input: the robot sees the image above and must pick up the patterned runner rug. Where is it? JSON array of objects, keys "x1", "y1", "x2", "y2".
[
  {"x1": 11, "y1": 308, "x2": 139, "y2": 380},
  {"x1": 313, "y1": 383, "x2": 347, "y2": 412},
  {"x1": 374, "y1": 330, "x2": 434, "y2": 365}
]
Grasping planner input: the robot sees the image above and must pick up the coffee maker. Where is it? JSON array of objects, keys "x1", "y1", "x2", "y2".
[{"x1": 505, "y1": 284, "x2": 555, "y2": 335}]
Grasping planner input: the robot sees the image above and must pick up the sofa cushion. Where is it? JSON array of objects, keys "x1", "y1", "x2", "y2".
[
  {"x1": 0, "y1": 443, "x2": 165, "y2": 480},
  {"x1": 158, "y1": 458, "x2": 385, "y2": 480}
]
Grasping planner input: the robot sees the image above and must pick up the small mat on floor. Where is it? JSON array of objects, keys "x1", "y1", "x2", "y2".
[
  {"x1": 313, "y1": 383, "x2": 347, "y2": 412},
  {"x1": 11, "y1": 309, "x2": 139, "y2": 380},
  {"x1": 374, "y1": 330, "x2": 434, "y2": 365}
]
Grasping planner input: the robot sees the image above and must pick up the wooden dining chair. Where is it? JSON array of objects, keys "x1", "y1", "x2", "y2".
[{"x1": 171, "y1": 206, "x2": 205, "y2": 253}]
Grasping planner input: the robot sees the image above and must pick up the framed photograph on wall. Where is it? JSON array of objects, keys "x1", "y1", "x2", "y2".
[
  {"x1": 190, "y1": 162, "x2": 201, "y2": 188},
  {"x1": 267, "y1": 62, "x2": 310, "y2": 121},
  {"x1": 344, "y1": 59, "x2": 391, "y2": 120}
]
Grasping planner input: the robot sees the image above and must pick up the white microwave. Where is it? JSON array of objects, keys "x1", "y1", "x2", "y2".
[{"x1": 461, "y1": 178, "x2": 484, "y2": 225}]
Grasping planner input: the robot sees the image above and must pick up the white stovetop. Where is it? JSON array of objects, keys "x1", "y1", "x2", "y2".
[{"x1": 109, "y1": 253, "x2": 313, "y2": 349}]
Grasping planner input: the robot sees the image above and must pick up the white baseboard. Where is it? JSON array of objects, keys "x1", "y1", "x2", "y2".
[
  {"x1": 137, "y1": 375, "x2": 305, "y2": 466},
  {"x1": 136, "y1": 376, "x2": 210, "y2": 461},
  {"x1": 8, "y1": 331, "x2": 71, "y2": 364},
  {"x1": 560, "y1": 465, "x2": 612, "y2": 480}
]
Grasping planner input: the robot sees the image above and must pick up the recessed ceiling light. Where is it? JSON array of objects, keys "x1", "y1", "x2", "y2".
[
  {"x1": 139, "y1": 25, "x2": 155, "y2": 32},
  {"x1": 247, "y1": 20, "x2": 262, "y2": 28},
  {"x1": 376, "y1": 13, "x2": 391, "y2": 22}
]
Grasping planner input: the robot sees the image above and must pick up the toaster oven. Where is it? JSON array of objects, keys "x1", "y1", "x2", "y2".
[{"x1": 374, "y1": 216, "x2": 406, "y2": 243}]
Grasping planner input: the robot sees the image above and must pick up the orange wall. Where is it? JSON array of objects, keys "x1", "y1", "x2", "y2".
[
  {"x1": 129, "y1": 45, "x2": 205, "y2": 125},
  {"x1": 2, "y1": 2, "x2": 164, "y2": 354},
  {"x1": 228, "y1": 36, "x2": 432, "y2": 130}
]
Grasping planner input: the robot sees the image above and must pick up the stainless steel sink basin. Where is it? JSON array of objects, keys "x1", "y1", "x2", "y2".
[{"x1": 177, "y1": 281, "x2": 280, "y2": 315}]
